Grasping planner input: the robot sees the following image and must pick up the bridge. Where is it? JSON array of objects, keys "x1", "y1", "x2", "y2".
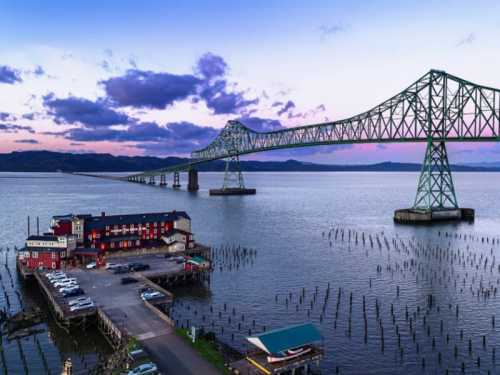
[{"x1": 126, "y1": 70, "x2": 500, "y2": 222}]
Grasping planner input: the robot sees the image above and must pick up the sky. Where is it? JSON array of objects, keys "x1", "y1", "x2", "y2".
[{"x1": 1, "y1": 0, "x2": 500, "y2": 164}]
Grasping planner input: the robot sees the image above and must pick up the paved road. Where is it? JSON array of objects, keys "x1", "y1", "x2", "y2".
[
  {"x1": 143, "y1": 333, "x2": 220, "y2": 375},
  {"x1": 66, "y1": 256, "x2": 220, "y2": 374}
]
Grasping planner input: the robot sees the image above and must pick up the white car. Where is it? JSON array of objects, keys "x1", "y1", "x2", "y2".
[
  {"x1": 127, "y1": 363, "x2": 158, "y2": 375},
  {"x1": 53, "y1": 278, "x2": 77, "y2": 287},
  {"x1": 48, "y1": 273, "x2": 67, "y2": 281},
  {"x1": 105, "y1": 263, "x2": 119, "y2": 270},
  {"x1": 86, "y1": 262, "x2": 96, "y2": 269},
  {"x1": 59, "y1": 285, "x2": 80, "y2": 293},
  {"x1": 70, "y1": 301, "x2": 94, "y2": 312},
  {"x1": 58, "y1": 284, "x2": 79, "y2": 293},
  {"x1": 47, "y1": 272, "x2": 65, "y2": 278},
  {"x1": 141, "y1": 291, "x2": 163, "y2": 301},
  {"x1": 49, "y1": 275, "x2": 70, "y2": 283},
  {"x1": 68, "y1": 297, "x2": 91, "y2": 306}
]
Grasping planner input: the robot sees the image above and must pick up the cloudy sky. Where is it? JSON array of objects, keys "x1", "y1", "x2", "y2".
[{"x1": 1, "y1": 0, "x2": 500, "y2": 164}]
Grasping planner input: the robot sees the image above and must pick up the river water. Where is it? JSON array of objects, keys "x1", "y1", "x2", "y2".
[{"x1": 1, "y1": 171, "x2": 500, "y2": 374}]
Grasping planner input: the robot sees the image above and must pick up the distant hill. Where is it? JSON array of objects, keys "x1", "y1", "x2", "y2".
[{"x1": 0, "y1": 150, "x2": 499, "y2": 172}]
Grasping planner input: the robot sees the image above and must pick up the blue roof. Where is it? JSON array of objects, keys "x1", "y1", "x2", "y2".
[{"x1": 247, "y1": 323, "x2": 321, "y2": 355}]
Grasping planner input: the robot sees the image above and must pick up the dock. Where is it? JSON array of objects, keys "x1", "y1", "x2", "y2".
[{"x1": 32, "y1": 252, "x2": 220, "y2": 374}]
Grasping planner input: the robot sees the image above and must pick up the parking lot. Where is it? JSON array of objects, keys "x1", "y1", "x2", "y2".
[{"x1": 65, "y1": 254, "x2": 183, "y2": 338}]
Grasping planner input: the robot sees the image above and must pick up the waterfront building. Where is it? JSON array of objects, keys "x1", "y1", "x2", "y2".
[
  {"x1": 51, "y1": 210, "x2": 195, "y2": 253},
  {"x1": 18, "y1": 234, "x2": 76, "y2": 270}
]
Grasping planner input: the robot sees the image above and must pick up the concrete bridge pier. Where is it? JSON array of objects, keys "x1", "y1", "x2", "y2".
[
  {"x1": 187, "y1": 169, "x2": 199, "y2": 191},
  {"x1": 173, "y1": 171, "x2": 181, "y2": 189},
  {"x1": 159, "y1": 174, "x2": 167, "y2": 186},
  {"x1": 140, "y1": 176, "x2": 146, "y2": 184},
  {"x1": 148, "y1": 176, "x2": 155, "y2": 185}
]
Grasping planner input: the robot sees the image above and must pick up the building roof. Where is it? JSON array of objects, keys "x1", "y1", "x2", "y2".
[
  {"x1": 27, "y1": 235, "x2": 59, "y2": 242},
  {"x1": 247, "y1": 323, "x2": 321, "y2": 355},
  {"x1": 84, "y1": 211, "x2": 190, "y2": 231}
]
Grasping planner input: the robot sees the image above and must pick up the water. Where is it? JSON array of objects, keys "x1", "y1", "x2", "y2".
[{"x1": 2, "y1": 171, "x2": 500, "y2": 374}]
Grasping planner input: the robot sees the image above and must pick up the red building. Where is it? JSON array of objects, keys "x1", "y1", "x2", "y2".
[
  {"x1": 51, "y1": 210, "x2": 194, "y2": 254},
  {"x1": 18, "y1": 235, "x2": 75, "y2": 270}
]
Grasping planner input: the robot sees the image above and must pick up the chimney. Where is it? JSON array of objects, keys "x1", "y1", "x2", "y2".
[{"x1": 101, "y1": 212, "x2": 106, "y2": 217}]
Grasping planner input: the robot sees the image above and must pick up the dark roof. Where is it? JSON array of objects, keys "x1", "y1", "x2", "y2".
[
  {"x1": 24, "y1": 246, "x2": 65, "y2": 253},
  {"x1": 27, "y1": 235, "x2": 59, "y2": 242},
  {"x1": 84, "y1": 211, "x2": 190, "y2": 231},
  {"x1": 247, "y1": 323, "x2": 321, "y2": 355},
  {"x1": 52, "y1": 213, "x2": 91, "y2": 221}
]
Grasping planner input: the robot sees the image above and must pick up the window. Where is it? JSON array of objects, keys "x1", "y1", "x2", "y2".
[{"x1": 32, "y1": 252, "x2": 38, "y2": 259}]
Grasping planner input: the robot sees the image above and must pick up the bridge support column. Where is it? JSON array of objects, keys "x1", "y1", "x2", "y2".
[
  {"x1": 394, "y1": 141, "x2": 474, "y2": 224},
  {"x1": 209, "y1": 155, "x2": 256, "y2": 196},
  {"x1": 187, "y1": 169, "x2": 199, "y2": 191},
  {"x1": 173, "y1": 171, "x2": 181, "y2": 189},
  {"x1": 140, "y1": 176, "x2": 146, "y2": 184},
  {"x1": 159, "y1": 174, "x2": 167, "y2": 186},
  {"x1": 148, "y1": 176, "x2": 155, "y2": 185}
]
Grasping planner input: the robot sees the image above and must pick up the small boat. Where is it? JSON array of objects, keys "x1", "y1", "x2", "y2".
[{"x1": 267, "y1": 346, "x2": 312, "y2": 363}]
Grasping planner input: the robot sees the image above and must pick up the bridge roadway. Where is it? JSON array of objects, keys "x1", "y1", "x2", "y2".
[{"x1": 66, "y1": 255, "x2": 219, "y2": 375}]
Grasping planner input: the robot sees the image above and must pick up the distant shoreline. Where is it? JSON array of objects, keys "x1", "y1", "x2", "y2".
[{"x1": 1, "y1": 150, "x2": 499, "y2": 173}]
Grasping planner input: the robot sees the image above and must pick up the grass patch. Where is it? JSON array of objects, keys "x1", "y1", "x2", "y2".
[{"x1": 176, "y1": 328, "x2": 229, "y2": 374}]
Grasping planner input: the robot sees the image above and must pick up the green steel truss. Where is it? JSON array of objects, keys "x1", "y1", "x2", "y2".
[
  {"x1": 223, "y1": 155, "x2": 245, "y2": 190},
  {"x1": 128, "y1": 70, "x2": 500, "y2": 210},
  {"x1": 190, "y1": 70, "x2": 500, "y2": 162},
  {"x1": 413, "y1": 141, "x2": 458, "y2": 210}
]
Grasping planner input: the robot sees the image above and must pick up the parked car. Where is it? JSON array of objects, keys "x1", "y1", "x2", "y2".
[
  {"x1": 49, "y1": 276, "x2": 71, "y2": 284},
  {"x1": 53, "y1": 278, "x2": 77, "y2": 287},
  {"x1": 121, "y1": 277, "x2": 138, "y2": 285},
  {"x1": 68, "y1": 297, "x2": 91, "y2": 306},
  {"x1": 45, "y1": 271, "x2": 66, "y2": 279},
  {"x1": 127, "y1": 362, "x2": 158, "y2": 375},
  {"x1": 86, "y1": 262, "x2": 96, "y2": 269},
  {"x1": 63, "y1": 288, "x2": 84, "y2": 298},
  {"x1": 113, "y1": 266, "x2": 129, "y2": 274},
  {"x1": 105, "y1": 263, "x2": 120, "y2": 270},
  {"x1": 48, "y1": 273, "x2": 67, "y2": 281},
  {"x1": 129, "y1": 263, "x2": 150, "y2": 272},
  {"x1": 58, "y1": 284, "x2": 79, "y2": 293},
  {"x1": 70, "y1": 301, "x2": 95, "y2": 312},
  {"x1": 141, "y1": 291, "x2": 164, "y2": 301}
]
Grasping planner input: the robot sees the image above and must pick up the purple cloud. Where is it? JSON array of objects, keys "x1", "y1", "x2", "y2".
[
  {"x1": 239, "y1": 116, "x2": 285, "y2": 132},
  {"x1": 101, "y1": 69, "x2": 202, "y2": 109},
  {"x1": 0, "y1": 123, "x2": 35, "y2": 133},
  {"x1": 196, "y1": 52, "x2": 227, "y2": 80},
  {"x1": 15, "y1": 139, "x2": 39, "y2": 144},
  {"x1": 277, "y1": 100, "x2": 296, "y2": 116},
  {"x1": 200, "y1": 79, "x2": 258, "y2": 115},
  {"x1": 43, "y1": 94, "x2": 130, "y2": 127},
  {"x1": 0, "y1": 65, "x2": 22, "y2": 84}
]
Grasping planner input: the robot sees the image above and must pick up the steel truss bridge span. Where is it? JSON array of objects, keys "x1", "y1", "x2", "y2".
[
  {"x1": 192, "y1": 70, "x2": 500, "y2": 162},
  {"x1": 128, "y1": 70, "x2": 500, "y2": 218}
]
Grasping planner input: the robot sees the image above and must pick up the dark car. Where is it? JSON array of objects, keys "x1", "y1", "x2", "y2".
[
  {"x1": 121, "y1": 277, "x2": 138, "y2": 285},
  {"x1": 128, "y1": 263, "x2": 150, "y2": 272},
  {"x1": 114, "y1": 266, "x2": 129, "y2": 274},
  {"x1": 63, "y1": 288, "x2": 84, "y2": 298}
]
